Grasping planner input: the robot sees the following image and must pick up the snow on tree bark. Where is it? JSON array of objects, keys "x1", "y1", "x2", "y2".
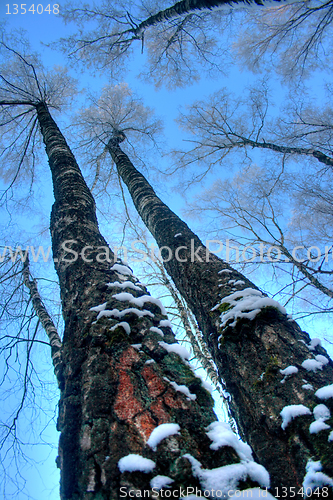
[
  {"x1": 108, "y1": 138, "x2": 333, "y2": 493},
  {"x1": 35, "y1": 103, "x2": 268, "y2": 499}
]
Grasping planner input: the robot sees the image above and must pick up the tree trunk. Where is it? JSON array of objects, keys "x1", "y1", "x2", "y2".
[
  {"x1": 133, "y1": 0, "x2": 277, "y2": 37},
  {"x1": 108, "y1": 139, "x2": 333, "y2": 493},
  {"x1": 35, "y1": 103, "x2": 270, "y2": 499}
]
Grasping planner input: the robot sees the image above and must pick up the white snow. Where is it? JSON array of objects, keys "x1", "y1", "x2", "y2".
[
  {"x1": 147, "y1": 423, "x2": 180, "y2": 451},
  {"x1": 212, "y1": 288, "x2": 286, "y2": 328},
  {"x1": 169, "y1": 380, "x2": 197, "y2": 400},
  {"x1": 174, "y1": 233, "x2": 182, "y2": 237},
  {"x1": 315, "y1": 384, "x2": 333, "y2": 400},
  {"x1": 159, "y1": 341, "x2": 191, "y2": 360},
  {"x1": 280, "y1": 365, "x2": 298, "y2": 383},
  {"x1": 149, "y1": 327, "x2": 164, "y2": 337},
  {"x1": 328, "y1": 431, "x2": 333, "y2": 442},
  {"x1": 309, "y1": 420, "x2": 331, "y2": 434},
  {"x1": 112, "y1": 292, "x2": 167, "y2": 315},
  {"x1": 308, "y1": 338, "x2": 322, "y2": 351},
  {"x1": 218, "y1": 269, "x2": 233, "y2": 274},
  {"x1": 150, "y1": 475, "x2": 174, "y2": 490},
  {"x1": 109, "y1": 321, "x2": 131, "y2": 335},
  {"x1": 313, "y1": 404, "x2": 331, "y2": 421},
  {"x1": 183, "y1": 453, "x2": 270, "y2": 496},
  {"x1": 90, "y1": 302, "x2": 107, "y2": 312},
  {"x1": 303, "y1": 460, "x2": 333, "y2": 493},
  {"x1": 118, "y1": 454, "x2": 156, "y2": 473},
  {"x1": 280, "y1": 366, "x2": 298, "y2": 376},
  {"x1": 315, "y1": 354, "x2": 329, "y2": 365},
  {"x1": 301, "y1": 359, "x2": 324, "y2": 372},
  {"x1": 145, "y1": 359, "x2": 155, "y2": 364},
  {"x1": 206, "y1": 421, "x2": 252, "y2": 461},
  {"x1": 280, "y1": 405, "x2": 311, "y2": 430},
  {"x1": 131, "y1": 344, "x2": 142, "y2": 349},
  {"x1": 233, "y1": 280, "x2": 245, "y2": 286},
  {"x1": 302, "y1": 383, "x2": 314, "y2": 391},
  {"x1": 107, "y1": 280, "x2": 142, "y2": 291},
  {"x1": 96, "y1": 307, "x2": 154, "y2": 321},
  {"x1": 229, "y1": 488, "x2": 277, "y2": 499},
  {"x1": 159, "y1": 319, "x2": 172, "y2": 328},
  {"x1": 111, "y1": 263, "x2": 133, "y2": 276}
]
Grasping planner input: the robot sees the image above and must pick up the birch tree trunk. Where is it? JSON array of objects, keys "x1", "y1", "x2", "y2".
[
  {"x1": 34, "y1": 103, "x2": 269, "y2": 499},
  {"x1": 108, "y1": 138, "x2": 333, "y2": 493}
]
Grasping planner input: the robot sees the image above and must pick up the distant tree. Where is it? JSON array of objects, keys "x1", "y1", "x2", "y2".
[
  {"x1": 59, "y1": 0, "x2": 333, "y2": 87},
  {"x1": 174, "y1": 83, "x2": 333, "y2": 314}
]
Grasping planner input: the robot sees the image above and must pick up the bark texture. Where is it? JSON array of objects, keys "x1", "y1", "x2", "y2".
[
  {"x1": 23, "y1": 256, "x2": 63, "y2": 384},
  {"x1": 108, "y1": 139, "x2": 333, "y2": 494},
  {"x1": 35, "y1": 104, "x2": 268, "y2": 499},
  {"x1": 133, "y1": 0, "x2": 279, "y2": 37}
]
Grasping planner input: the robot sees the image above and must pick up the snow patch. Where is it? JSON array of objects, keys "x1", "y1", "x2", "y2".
[
  {"x1": 90, "y1": 302, "x2": 107, "y2": 313},
  {"x1": 308, "y1": 338, "x2": 322, "y2": 351},
  {"x1": 302, "y1": 383, "x2": 314, "y2": 391},
  {"x1": 206, "y1": 422, "x2": 253, "y2": 461},
  {"x1": 159, "y1": 341, "x2": 190, "y2": 360},
  {"x1": 183, "y1": 453, "x2": 270, "y2": 495},
  {"x1": 112, "y1": 292, "x2": 167, "y2": 315},
  {"x1": 213, "y1": 288, "x2": 286, "y2": 329},
  {"x1": 111, "y1": 263, "x2": 133, "y2": 276},
  {"x1": 309, "y1": 420, "x2": 330, "y2": 434},
  {"x1": 174, "y1": 233, "x2": 182, "y2": 237},
  {"x1": 118, "y1": 454, "x2": 156, "y2": 473},
  {"x1": 280, "y1": 405, "x2": 311, "y2": 430},
  {"x1": 313, "y1": 404, "x2": 331, "y2": 421},
  {"x1": 150, "y1": 327, "x2": 164, "y2": 337},
  {"x1": 147, "y1": 423, "x2": 180, "y2": 451},
  {"x1": 315, "y1": 384, "x2": 333, "y2": 400},
  {"x1": 301, "y1": 359, "x2": 325, "y2": 372},
  {"x1": 150, "y1": 475, "x2": 174, "y2": 490},
  {"x1": 96, "y1": 307, "x2": 154, "y2": 321},
  {"x1": 303, "y1": 460, "x2": 333, "y2": 494},
  {"x1": 218, "y1": 269, "x2": 233, "y2": 274},
  {"x1": 280, "y1": 366, "x2": 298, "y2": 376},
  {"x1": 107, "y1": 280, "x2": 142, "y2": 291},
  {"x1": 159, "y1": 319, "x2": 172, "y2": 328},
  {"x1": 280, "y1": 365, "x2": 298, "y2": 383},
  {"x1": 110, "y1": 321, "x2": 130, "y2": 335},
  {"x1": 168, "y1": 380, "x2": 197, "y2": 400}
]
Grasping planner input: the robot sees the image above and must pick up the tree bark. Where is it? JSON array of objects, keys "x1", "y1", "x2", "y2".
[
  {"x1": 132, "y1": 0, "x2": 280, "y2": 37},
  {"x1": 35, "y1": 103, "x2": 268, "y2": 499},
  {"x1": 108, "y1": 139, "x2": 333, "y2": 493}
]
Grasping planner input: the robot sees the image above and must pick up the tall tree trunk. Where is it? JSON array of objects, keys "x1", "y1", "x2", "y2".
[
  {"x1": 133, "y1": 0, "x2": 279, "y2": 36},
  {"x1": 35, "y1": 103, "x2": 270, "y2": 499},
  {"x1": 108, "y1": 138, "x2": 333, "y2": 493}
]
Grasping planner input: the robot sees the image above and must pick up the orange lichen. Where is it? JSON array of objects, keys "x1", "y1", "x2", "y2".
[
  {"x1": 134, "y1": 411, "x2": 156, "y2": 442},
  {"x1": 142, "y1": 364, "x2": 167, "y2": 398},
  {"x1": 114, "y1": 370, "x2": 144, "y2": 420}
]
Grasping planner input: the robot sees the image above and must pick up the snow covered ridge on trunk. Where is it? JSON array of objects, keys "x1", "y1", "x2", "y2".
[
  {"x1": 183, "y1": 452, "x2": 270, "y2": 497},
  {"x1": 303, "y1": 460, "x2": 333, "y2": 494},
  {"x1": 147, "y1": 423, "x2": 180, "y2": 451},
  {"x1": 212, "y1": 288, "x2": 287, "y2": 331},
  {"x1": 280, "y1": 404, "x2": 312, "y2": 430}
]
